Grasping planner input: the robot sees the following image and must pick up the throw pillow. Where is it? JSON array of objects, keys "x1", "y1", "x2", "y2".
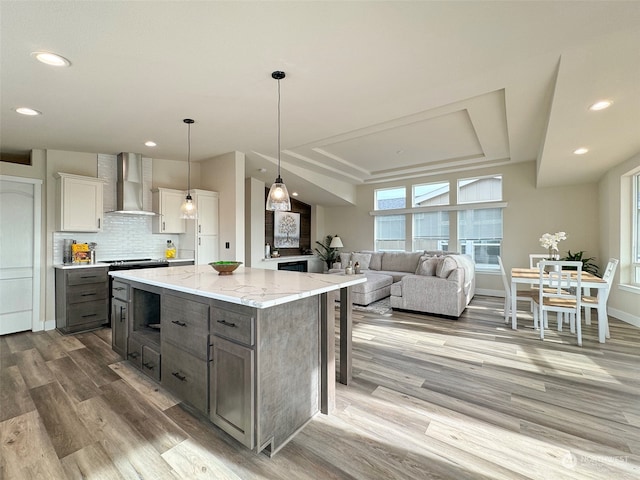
[
  {"x1": 351, "y1": 252, "x2": 372, "y2": 270},
  {"x1": 436, "y1": 256, "x2": 458, "y2": 279},
  {"x1": 415, "y1": 256, "x2": 439, "y2": 276},
  {"x1": 340, "y1": 252, "x2": 351, "y2": 267}
]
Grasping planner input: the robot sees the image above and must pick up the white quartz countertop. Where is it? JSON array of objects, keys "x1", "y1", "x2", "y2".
[
  {"x1": 54, "y1": 263, "x2": 109, "y2": 269},
  {"x1": 109, "y1": 265, "x2": 366, "y2": 309}
]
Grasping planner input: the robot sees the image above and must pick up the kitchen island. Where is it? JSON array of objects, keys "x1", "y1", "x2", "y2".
[{"x1": 109, "y1": 265, "x2": 365, "y2": 456}]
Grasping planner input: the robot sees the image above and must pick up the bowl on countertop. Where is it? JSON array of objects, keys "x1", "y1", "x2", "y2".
[{"x1": 209, "y1": 261, "x2": 242, "y2": 275}]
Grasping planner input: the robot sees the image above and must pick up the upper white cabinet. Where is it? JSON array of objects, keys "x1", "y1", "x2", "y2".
[
  {"x1": 55, "y1": 173, "x2": 105, "y2": 232},
  {"x1": 183, "y1": 189, "x2": 219, "y2": 264},
  {"x1": 152, "y1": 188, "x2": 186, "y2": 234}
]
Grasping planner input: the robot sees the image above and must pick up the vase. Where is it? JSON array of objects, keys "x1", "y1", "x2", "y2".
[{"x1": 548, "y1": 248, "x2": 559, "y2": 260}]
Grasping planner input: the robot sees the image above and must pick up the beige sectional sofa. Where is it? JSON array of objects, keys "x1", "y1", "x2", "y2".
[{"x1": 335, "y1": 250, "x2": 475, "y2": 318}]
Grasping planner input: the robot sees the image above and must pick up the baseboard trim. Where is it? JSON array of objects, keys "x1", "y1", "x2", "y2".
[
  {"x1": 476, "y1": 288, "x2": 504, "y2": 297},
  {"x1": 608, "y1": 307, "x2": 640, "y2": 327}
]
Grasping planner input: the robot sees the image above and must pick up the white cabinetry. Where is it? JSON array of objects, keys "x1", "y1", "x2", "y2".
[
  {"x1": 152, "y1": 188, "x2": 185, "y2": 234},
  {"x1": 55, "y1": 173, "x2": 105, "y2": 232},
  {"x1": 182, "y1": 189, "x2": 219, "y2": 264}
]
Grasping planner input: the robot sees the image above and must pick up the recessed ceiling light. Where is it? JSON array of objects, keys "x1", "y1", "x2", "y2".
[
  {"x1": 31, "y1": 51, "x2": 71, "y2": 67},
  {"x1": 589, "y1": 100, "x2": 612, "y2": 111},
  {"x1": 258, "y1": 168, "x2": 267, "y2": 173},
  {"x1": 292, "y1": 192, "x2": 299, "y2": 197},
  {"x1": 15, "y1": 107, "x2": 42, "y2": 116},
  {"x1": 573, "y1": 147, "x2": 589, "y2": 155},
  {"x1": 145, "y1": 141, "x2": 157, "y2": 147}
]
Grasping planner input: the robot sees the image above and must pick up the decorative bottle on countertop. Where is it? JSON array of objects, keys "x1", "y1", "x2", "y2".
[
  {"x1": 354, "y1": 261, "x2": 361, "y2": 274},
  {"x1": 165, "y1": 240, "x2": 176, "y2": 259},
  {"x1": 265, "y1": 242, "x2": 271, "y2": 259}
]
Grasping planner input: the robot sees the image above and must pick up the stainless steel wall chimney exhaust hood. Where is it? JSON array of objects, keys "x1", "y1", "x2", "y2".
[{"x1": 110, "y1": 152, "x2": 155, "y2": 215}]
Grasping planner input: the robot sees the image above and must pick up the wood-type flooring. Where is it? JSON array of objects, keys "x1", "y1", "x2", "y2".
[{"x1": 1, "y1": 295, "x2": 639, "y2": 479}]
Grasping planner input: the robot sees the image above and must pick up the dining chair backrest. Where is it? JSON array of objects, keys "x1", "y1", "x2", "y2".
[
  {"x1": 497, "y1": 256, "x2": 510, "y2": 293},
  {"x1": 599, "y1": 258, "x2": 619, "y2": 301},
  {"x1": 529, "y1": 254, "x2": 549, "y2": 269},
  {"x1": 538, "y1": 260, "x2": 582, "y2": 307}
]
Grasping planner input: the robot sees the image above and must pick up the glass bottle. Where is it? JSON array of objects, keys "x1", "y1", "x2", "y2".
[{"x1": 165, "y1": 240, "x2": 176, "y2": 259}]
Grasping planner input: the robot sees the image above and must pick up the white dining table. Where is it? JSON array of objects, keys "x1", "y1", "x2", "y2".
[{"x1": 510, "y1": 267, "x2": 609, "y2": 343}]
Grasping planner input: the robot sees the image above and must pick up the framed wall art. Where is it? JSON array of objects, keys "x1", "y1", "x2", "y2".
[{"x1": 274, "y1": 211, "x2": 300, "y2": 248}]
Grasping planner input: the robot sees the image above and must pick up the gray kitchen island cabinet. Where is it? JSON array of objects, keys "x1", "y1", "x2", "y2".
[{"x1": 109, "y1": 265, "x2": 365, "y2": 456}]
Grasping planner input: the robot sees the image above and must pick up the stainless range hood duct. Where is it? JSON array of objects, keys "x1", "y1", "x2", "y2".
[{"x1": 112, "y1": 152, "x2": 155, "y2": 215}]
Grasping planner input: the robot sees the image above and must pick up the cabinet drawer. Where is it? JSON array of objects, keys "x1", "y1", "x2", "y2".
[
  {"x1": 142, "y1": 345, "x2": 161, "y2": 382},
  {"x1": 127, "y1": 337, "x2": 143, "y2": 368},
  {"x1": 112, "y1": 280, "x2": 129, "y2": 301},
  {"x1": 211, "y1": 306, "x2": 255, "y2": 347},
  {"x1": 67, "y1": 283, "x2": 108, "y2": 304},
  {"x1": 67, "y1": 299, "x2": 108, "y2": 327},
  {"x1": 161, "y1": 342, "x2": 208, "y2": 413},
  {"x1": 162, "y1": 294, "x2": 209, "y2": 360},
  {"x1": 67, "y1": 268, "x2": 108, "y2": 286}
]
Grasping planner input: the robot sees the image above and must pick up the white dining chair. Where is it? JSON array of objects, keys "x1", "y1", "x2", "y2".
[
  {"x1": 497, "y1": 256, "x2": 534, "y2": 325},
  {"x1": 582, "y1": 258, "x2": 618, "y2": 339},
  {"x1": 529, "y1": 254, "x2": 549, "y2": 268},
  {"x1": 532, "y1": 260, "x2": 583, "y2": 346}
]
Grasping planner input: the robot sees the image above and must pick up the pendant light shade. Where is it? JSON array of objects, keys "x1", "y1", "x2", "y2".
[
  {"x1": 266, "y1": 71, "x2": 291, "y2": 211},
  {"x1": 180, "y1": 118, "x2": 197, "y2": 219}
]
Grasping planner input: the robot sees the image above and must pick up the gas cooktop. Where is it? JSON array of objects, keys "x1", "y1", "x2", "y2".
[{"x1": 104, "y1": 258, "x2": 169, "y2": 269}]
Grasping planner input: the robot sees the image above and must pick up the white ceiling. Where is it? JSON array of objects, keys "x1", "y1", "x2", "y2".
[{"x1": 2, "y1": 1, "x2": 639, "y2": 207}]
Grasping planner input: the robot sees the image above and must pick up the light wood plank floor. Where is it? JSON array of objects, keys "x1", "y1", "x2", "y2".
[{"x1": 1, "y1": 296, "x2": 639, "y2": 479}]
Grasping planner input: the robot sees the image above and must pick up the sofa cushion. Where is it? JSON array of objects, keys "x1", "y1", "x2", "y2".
[
  {"x1": 415, "y1": 256, "x2": 439, "y2": 276},
  {"x1": 390, "y1": 281, "x2": 402, "y2": 296},
  {"x1": 436, "y1": 256, "x2": 458, "y2": 279},
  {"x1": 351, "y1": 252, "x2": 372, "y2": 270},
  {"x1": 339, "y1": 252, "x2": 351, "y2": 267},
  {"x1": 361, "y1": 251, "x2": 383, "y2": 271},
  {"x1": 381, "y1": 251, "x2": 423, "y2": 273}
]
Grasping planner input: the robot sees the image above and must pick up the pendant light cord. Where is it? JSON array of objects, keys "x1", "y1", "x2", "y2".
[
  {"x1": 187, "y1": 121, "x2": 191, "y2": 194},
  {"x1": 277, "y1": 77, "x2": 281, "y2": 179}
]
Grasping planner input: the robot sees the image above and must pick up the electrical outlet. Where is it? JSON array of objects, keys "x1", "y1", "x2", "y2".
[{"x1": 225, "y1": 242, "x2": 230, "y2": 249}]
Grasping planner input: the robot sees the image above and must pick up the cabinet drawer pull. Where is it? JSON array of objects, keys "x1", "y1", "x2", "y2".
[
  {"x1": 128, "y1": 352, "x2": 140, "y2": 359},
  {"x1": 217, "y1": 319, "x2": 237, "y2": 328},
  {"x1": 81, "y1": 313, "x2": 97, "y2": 318},
  {"x1": 143, "y1": 362, "x2": 154, "y2": 370},
  {"x1": 80, "y1": 275, "x2": 97, "y2": 279},
  {"x1": 81, "y1": 293, "x2": 96, "y2": 297},
  {"x1": 114, "y1": 287, "x2": 125, "y2": 291},
  {"x1": 171, "y1": 320, "x2": 187, "y2": 327},
  {"x1": 172, "y1": 371, "x2": 186, "y2": 381}
]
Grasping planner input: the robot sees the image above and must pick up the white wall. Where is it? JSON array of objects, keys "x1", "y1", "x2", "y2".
[
  {"x1": 245, "y1": 177, "x2": 266, "y2": 267},
  {"x1": 200, "y1": 151, "x2": 245, "y2": 263},
  {"x1": 323, "y1": 161, "x2": 601, "y2": 296},
  {"x1": 598, "y1": 151, "x2": 640, "y2": 325}
]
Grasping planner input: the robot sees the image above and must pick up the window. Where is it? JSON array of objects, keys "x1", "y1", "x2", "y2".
[
  {"x1": 413, "y1": 182, "x2": 449, "y2": 207},
  {"x1": 375, "y1": 187, "x2": 405, "y2": 210},
  {"x1": 633, "y1": 173, "x2": 640, "y2": 285},
  {"x1": 374, "y1": 187, "x2": 406, "y2": 251},
  {"x1": 458, "y1": 175, "x2": 502, "y2": 204},
  {"x1": 458, "y1": 208, "x2": 502, "y2": 269},
  {"x1": 375, "y1": 215, "x2": 406, "y2": 251},
  {"x1": 413, "y1": 212, "x2": 449, "y2": 252},
  {"x1": 457, "y1": 176, "x2": 503, "y2": 269}
]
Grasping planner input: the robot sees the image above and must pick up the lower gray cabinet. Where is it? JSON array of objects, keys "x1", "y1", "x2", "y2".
[
  {"x1": 209, "y1": 335, "x2": 255, "y2": 448},
  {"x1": 162, "y1": 341, "x2": 207, "y2": 412},
  {"x1": 111, "y1": 298, "x2": 128, "y2": 357}
]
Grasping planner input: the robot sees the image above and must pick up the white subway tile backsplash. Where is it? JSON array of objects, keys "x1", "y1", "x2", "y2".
[{"x1": 53, "y1": 212, "x2": 180, "y2": 263}]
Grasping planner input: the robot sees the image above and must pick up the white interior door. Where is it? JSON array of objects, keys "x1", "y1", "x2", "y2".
[{"x1": 0, "y1": 177, "x2": 41, "y2": 335}]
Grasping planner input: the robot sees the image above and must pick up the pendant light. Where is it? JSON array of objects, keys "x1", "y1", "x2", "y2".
[
  {"x1": 266, "y1": 70, "x2": 291, "y2": 211},
  {"x1": 180, "y1": 118, "x2": 197, "y2": 219}
]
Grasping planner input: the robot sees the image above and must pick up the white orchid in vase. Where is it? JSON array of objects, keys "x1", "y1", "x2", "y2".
[{"x1": 539, "y1": 231, "x2": 567, "y2": 259}]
